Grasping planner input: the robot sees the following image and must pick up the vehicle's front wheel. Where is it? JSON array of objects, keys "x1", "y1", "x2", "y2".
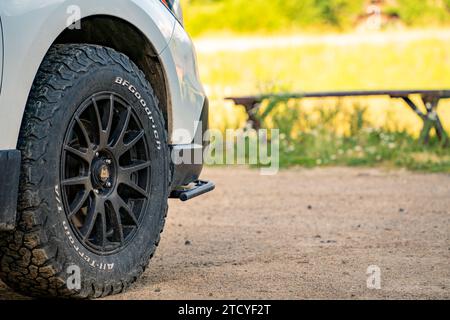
[{"x1": 0, "y1": 44, "x2": 169, "y2": 298}]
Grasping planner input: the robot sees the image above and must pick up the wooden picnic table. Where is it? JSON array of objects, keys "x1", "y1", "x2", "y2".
[{"x1": 227, "y1": 90, "x2": 450, "y2": 145}]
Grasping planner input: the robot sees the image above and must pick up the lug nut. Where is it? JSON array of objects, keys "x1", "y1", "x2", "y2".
[
  {"x1": 105, "y1": 159, "x2": 112, "y2": 165},
  {"x1": 94, "y1": 189, "x2": 99, "y2": 194},
  {"x1": 95, "y1": 152, "x2": 100, "y2": 157},
  {"x1": 106, "y1": 182, "x2": 112, "y2": 188}
]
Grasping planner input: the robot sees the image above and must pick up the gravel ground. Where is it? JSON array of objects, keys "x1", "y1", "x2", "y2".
[{"x1": 1, "y1": 167, "x2": 449, "y2": 300}]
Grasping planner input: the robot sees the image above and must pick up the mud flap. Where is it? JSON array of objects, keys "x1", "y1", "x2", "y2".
[{"x1": 0, "y1": 150, "x2": 21, "y2": 231}]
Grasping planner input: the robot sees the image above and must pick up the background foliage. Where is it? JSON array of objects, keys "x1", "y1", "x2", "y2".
[
  {"x1": 182, "y1": 0, "x2": 450, "y2": 36},
  {"x1": 182, "y1": 0, "x2": 450, "y2": 172}
]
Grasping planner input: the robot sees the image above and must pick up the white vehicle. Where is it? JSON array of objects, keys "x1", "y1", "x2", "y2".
[{"x1": 0, "y1": 0, "x2": 213, "y2": 298}]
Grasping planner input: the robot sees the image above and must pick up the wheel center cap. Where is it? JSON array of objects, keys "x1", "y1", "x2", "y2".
[{"x1": 98, "y1": 164, "x2": 110, "y2": 183}]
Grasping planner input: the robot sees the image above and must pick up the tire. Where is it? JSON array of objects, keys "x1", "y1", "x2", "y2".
[{"x1": 0, "y1": 44, "x2": 170, "y2": 298}]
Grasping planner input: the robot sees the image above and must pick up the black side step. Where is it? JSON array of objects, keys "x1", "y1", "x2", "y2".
[{"x1": 170, "y1": 180, "x2": 215, "y2": 202}]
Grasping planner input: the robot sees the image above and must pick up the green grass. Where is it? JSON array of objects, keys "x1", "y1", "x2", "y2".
[
  {"x1": 207, "y1": 102, "x2": 450, "y2": 173},
  {"x1": 265, "y1": 102, "x2": 450, "y2": 173},
  {"x1": 182, "y1": 0, "x2": 450, "y2": 36}
]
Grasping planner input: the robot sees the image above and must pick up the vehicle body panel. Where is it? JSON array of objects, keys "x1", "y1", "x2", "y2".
[
  {"x1": 161, "y1": 22, "x2": 205, "y2": 145},
  {"x1": 0, "y1": 0, "x2": 205, "y2": 149},
  {"x1": 0, "y1": 18, "x2": 3, "y2": 92}
]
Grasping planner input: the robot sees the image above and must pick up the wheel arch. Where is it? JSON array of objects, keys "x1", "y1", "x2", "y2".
[{"x1": 54, "y1": 15, "x2": 171, "y2": 132}]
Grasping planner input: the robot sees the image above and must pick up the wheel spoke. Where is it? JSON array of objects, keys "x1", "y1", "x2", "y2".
[
  {"x1": 92, "y1": 98, "x2": 103, "y2": 146},
  {"x1": 61, "y1": 175, "x2": 90, "y2": 187},
  {"x1": 119, "y1": 107, "x2": 132, "y2": 141},
  {"x1": 100, "y1": 211, "x2": 108, "y2": 248},
  {"x1": 92, "y1": 98, "x2": 112, "y2": 148},
  {"x1": 116, "y1": 196, "x2": 139, "y2": 226},
  {"x1": 122, "y1": 130, "x2": 145, "y2": 155},
  {"x1": 120, "y1": 160, "x2": 151, "y2": 176},
  {"x1": 122, "y1": 180, "x2": 148, "y2": 199},
  {"x1": 109, "y1": 200, "x2": 125, "y2": 243},
  {"x1": 80, "y1": 196, "x2": 104, "y2": 241},
  {"x1": 105, "y1": 95, "x2": 115, "y2": 144},
  {"x1": 75, "y1": 117, "x2": 91, "y2": 146},
  {"x1": 111, "y1": 107, "x2": 131, "y2": 152},
  {"x1": 68, "y1": 189, "x2": 90, "y2": 217},
  {"x1": 64, "y1": 145, "x2": 90, "y2": 163}
]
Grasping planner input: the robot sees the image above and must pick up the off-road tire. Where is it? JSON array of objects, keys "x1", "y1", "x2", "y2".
[{"x1": 0, "y1": 44, "x2": 170, "y2": 298}]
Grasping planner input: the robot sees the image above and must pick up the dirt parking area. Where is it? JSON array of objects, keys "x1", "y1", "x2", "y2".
[{"x1": 1, "y1": 167, "x2": 449, "y2": 300}]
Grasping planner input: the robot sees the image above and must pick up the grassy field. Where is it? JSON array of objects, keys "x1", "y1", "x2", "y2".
[{"x1": 194, "y1": 32, "x2": 450, "y2": 172}]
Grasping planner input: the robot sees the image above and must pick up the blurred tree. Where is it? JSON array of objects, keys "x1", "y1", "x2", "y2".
[{"x1": 182, "y1": 0, "x2": 450, "y2": 36}]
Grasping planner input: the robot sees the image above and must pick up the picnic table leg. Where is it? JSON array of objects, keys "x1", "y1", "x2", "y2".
[
  {"x1": 422, "y1": 96, "x2": 448, "y2": 146},
  {"x1": 401, "y1": 96, "x2": 448, "y2": 146},
  {"x1": 243, "y1": 102, "x2": 262, "y2": 130}
]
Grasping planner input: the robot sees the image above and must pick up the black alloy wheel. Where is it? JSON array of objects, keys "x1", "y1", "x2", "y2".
[{"x1": 61, "y1": 92, "x2": 152, "y2": 254}]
